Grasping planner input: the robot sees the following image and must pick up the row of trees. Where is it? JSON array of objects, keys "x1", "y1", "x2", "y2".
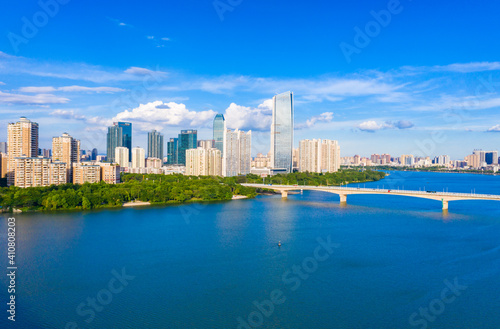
[
  {"x1": 0, "y1": 170, "x2": 385, "y2": 212},
  {"x1": 0, "y1": 174, "x2": 257, "y2": 212},
  {"x1": 243, "y1": 169, "x2": 386, "y2": 186}
]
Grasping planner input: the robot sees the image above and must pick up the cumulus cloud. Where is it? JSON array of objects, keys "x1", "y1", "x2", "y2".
[
  {"x1": 19, "y1": 86, "x2": 125, "y2": 93},
  {"x1": 113, "y1": 101, "x2": 216, "y2": 131},
  {"x1": 487, "y1": 124, "x2": 500, "y2": 132},
  {"x1": 0, "y1": 91, "x2": 69, "y2": 104},
  {"x1": 296, "y1": 112, "x2": 334, "y2": 129},
  {"x1": 357, "y1": 120, "x2": 414, "y2": 132},
  {"x1": 223, "y1": 100, "x2": 273, "y2": 131}
]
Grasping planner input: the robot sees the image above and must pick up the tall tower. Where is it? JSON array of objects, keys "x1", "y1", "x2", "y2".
[
  {"x1": 115, "y1": 122, "x2": 132, "y2": 159},
  {"x1": 7, "y1": 117, "x2": 39, "y2": 185},
  {"x1": 131, "y1": 147, "x2": 145, "y2": 168},
  {"x1": 147, "y1": 130, "x2": 164, "y2": 159},
  {"x1": 178, "y1": 130, "x2": 197, "y2": 166},
  {"x1": 106, "y1": 125, "x2": 122, "y2": 163},
  {"x1": 52, "y1": 133, "x2": 80, "y2": 165},
  {"x1": 271, "y1": 91, "x2": 294, "y2": 173},
  {"x1": 213, "y1": 114, "x2": 226, "y2": 155}
]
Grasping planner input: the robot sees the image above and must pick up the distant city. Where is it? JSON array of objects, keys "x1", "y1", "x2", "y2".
[{"x1": 0, "y1": 91, "x2": 498, "y2": 188}]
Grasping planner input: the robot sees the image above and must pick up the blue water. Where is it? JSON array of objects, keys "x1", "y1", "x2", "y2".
[{"x1": 1, "y1": 171, "x2": 500, "y2": 329}]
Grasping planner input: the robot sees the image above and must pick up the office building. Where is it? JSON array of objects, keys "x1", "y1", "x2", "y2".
[
  {"x1": 178, "y1": 130, "x2": 197, "y2": 166},
  {"x1": 299, "y1": 139, "x2": 340, "y2": 173},
  {"x1": 148, "y1": 130, "x2": 164, "y2": 160},
  {"x1": 0, "y1": 142, "x2": 7, "y2": 154},
  {"x1": 115, "y1": 147, "x2": 130, "y2": 168},
  {"x1": 186, "y1": 148, "x2": 222, "y2": 176},
  {"x1": 91, "y1": 148, "x2": 98, "y2": 161},
  {"x1": 107, "y1": 124, "x2": 122, "y2": 163},
  {"x1": 131, "y1": 147, "x2": 145, "y2": 168},
  {"x1": 116, "y1": 122, "x2": 132, "y2": 159},
  {"x1": 465, "y1": 154, "x2": 480, "y2": 168},
  {"x1": 271, "y1": 91, "x2": 294, "y2": 173},
  {"x1": 167, "y1": 138, "x2": 179, "y2": 165},
  {"x1": 213, "y1": 114, "x2": 226, "y2": 155},
  {"x1": 224, "y1": 129, "x2": 251, "y2": 177},
  {"x1": 7, "y1": 117, "x2": 39, "y2": 185}
]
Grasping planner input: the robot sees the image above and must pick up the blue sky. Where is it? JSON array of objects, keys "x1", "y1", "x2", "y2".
[{"x1": 1, "y1": 0, "x2": 499, "y2": 158}]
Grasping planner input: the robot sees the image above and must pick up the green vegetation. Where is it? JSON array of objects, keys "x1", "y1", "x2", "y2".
[
  {"x1": 242, "y1": 169, "x2": 386, "y2": 186},
  {"x1": 0, "y1": 174, "x2": 255, "y2": 212},
  {"x1": 0, "y1": 169, "x2": 386, "y2": 213}
]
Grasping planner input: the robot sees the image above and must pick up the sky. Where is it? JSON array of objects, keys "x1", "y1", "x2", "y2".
[{"x1": 1, "y1": 0, "x2": 499, "y2": 159}]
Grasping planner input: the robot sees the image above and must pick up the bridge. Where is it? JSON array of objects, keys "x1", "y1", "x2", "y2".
[{"x1": 241, "y1": 184, "x2": 500, "y2": 210}]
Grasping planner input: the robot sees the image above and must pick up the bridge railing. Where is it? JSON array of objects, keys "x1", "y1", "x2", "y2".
[{"x1": 242, "y1": 184, "x2": 500, "y2": 200}]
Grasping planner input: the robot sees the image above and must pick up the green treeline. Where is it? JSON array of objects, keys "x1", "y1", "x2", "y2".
[
  {"x1": 0, "y1": 174, "x2": 256, "y2": 212},
  {"x1": 238, "y1": 169, "x2": 386, "y2": 186},
  {"x1": 0, "y1": 169, "x2": 386, "y2": 212}
]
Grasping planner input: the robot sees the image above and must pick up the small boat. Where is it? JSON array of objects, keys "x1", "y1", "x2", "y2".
[{"x1": 278, "y1": 241, "x2": 281, "y2": 247}]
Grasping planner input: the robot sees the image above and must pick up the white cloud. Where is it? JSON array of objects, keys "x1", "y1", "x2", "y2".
[
  {"x1": 223, "y1": 100, "x2": 272, "y2": 131},
  {"x1": 0, "y1": 91, "x2": 69, "y2": 104},
  {"x1": 124, "y1": 66, "x2": 167, "y2": 77},
  {"x1": 112, "y1": 101, "x2": 217, "y2": 131},
  {"x1": 50, "y1": 109, "x2": 112, "y2": 127},
  {"x1": 357, "y1": 120, "x2": 414, "y2": 132},
  {"x1": 146, "y1": 36, "x2": 155, "y2": 40},
  {"x1": 296, "y1": 112, "x2": 334, "y2": 129},
  {"x1": 19, "y1": 86, "x2": 125, "y2": 93},
  {"x1": 0, "y1": 81, "x2": 5, "y2": 85},
  {"x1": 433, "y1": 62, "x2": 500, "y2": 73},
  {"x1": 487, "y1": 124, "x2": 500, "y2": 132},
  {"x1": 161, "y1": 37, "x2": 170, "y2": 41}
]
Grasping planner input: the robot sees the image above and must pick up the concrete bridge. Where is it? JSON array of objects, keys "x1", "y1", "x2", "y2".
[{"x1": 242, "y1": 184, "x2": 500, "y2": 210}]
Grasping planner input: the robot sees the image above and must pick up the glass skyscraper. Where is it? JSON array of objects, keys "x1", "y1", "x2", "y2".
[
  {"x1": 148, "y1": 130, "x2": 164, "y2": 159},
  {"x1": 116, "y1": 122, "x2": 132, "y2": 159},
  {"x1": 106, "y1": 122, "x2": 132, "y2": 163},
  {"x1": 213, "y1": 114, "x2": 225, "y2": 156},
  {"x1": 167, "y1": 138, "x2": 179, "y2": 165},
  {"x1": 106, "y1": 125, "x2": 122, "y2": 163},
  {"x1": 178, "y1": 130, "x2": 197, "y2": 166},
  {"x1": 271, "y1": 91, "x2": 294, "y2": 173}
]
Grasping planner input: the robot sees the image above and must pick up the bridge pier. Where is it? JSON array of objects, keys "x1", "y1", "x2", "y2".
[
  {"x1": 281, "y1": 191, "x2": 288, "y2": 198},
  {"x1": 339, "y1": 194, "x2": 347, "y2": 204},
  {"x1": 442, "y1": 199, "x2": 448, "y2": 210}
]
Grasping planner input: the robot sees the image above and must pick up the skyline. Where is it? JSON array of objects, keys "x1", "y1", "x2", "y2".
[{"x1": 1, "y1": 0, "x2": 500, "y2": 158}]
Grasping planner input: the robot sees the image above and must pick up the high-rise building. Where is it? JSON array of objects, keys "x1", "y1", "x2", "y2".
[
  {"x1": 185, "y1": 148, "x2": 222, "y2": 176},
  {"x1": 178, "y1": 130, "x2": 197, "y2": 166},
  {"x1": 115, "y1": 147, "x2": 130, "y2": 168},
  {"x1": 224, "y1": 129, "x2": 251, "y2": 177},
  {"x1": 0, "y1": 153, "x2": 7, "y2": 178},
  {"x1": 91, "y1": 148, "x2": 98, "y2": 161},
  {"x1": 465, "y1": 154, "x2": 480, "y2": 168},
  {"x1": 7, "y1": 117, "x2": 39, "y2": 186},
  {"x1": 167, "y1": 138, "x2": 179, "y2": 165},
  {"x1": 49, "y1": 162, "x2": 68, "y2": 185},
  {"x1": 299, "y1": 139, "x2": 340, "y2": 173},
  {"x1": 107, "y1": 125, "x2": 123, "y2": 163},
  {"x1": 213, "y1": 114, "x2": 226, "y2": 155},
  {"x1": 0, "y1": 142, "x2": 7, "y2": 154},
  {"x1": 485, "y1": 151, "x2": 498, "y2": 165},
  {"x1": 146, "y1": 157, "x2": 162, "y2": 169},
  {"x1": 148, "y1": 130, "x2": 164, "y2": 160},
  {"x1": 116, "y1": 122, "x2": 132, "y2": 159},
  {"x1": 271, "y1": 92, "x2": 294, "y2": 173},
  {"x1": 198, "y1": 140, "x2": 215, "y2": 149},
  {"x1": 52, "y1": 132, "x2": 80, "y2": 183},
  {"x1": 107, "y1": 122, "x2": 132, "y2": 162},
  {"x1": 13, "y1": 157, "x2": 50, "y2": 188},
  {"x1": 131, "y1": 147, "x2": 145, "y2": 168}
]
